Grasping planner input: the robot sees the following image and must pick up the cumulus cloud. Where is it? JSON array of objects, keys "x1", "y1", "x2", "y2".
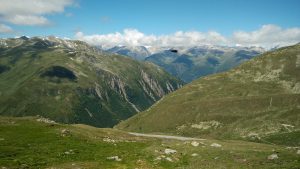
[
  {"x1": 4, "y1": 15, "x2": 50, "y2": 26},
  {"x1": 0, "y1": 24, "x2": 13, "y2": 33},
  {"x1": 75, "y1": 25, "x2": 300, "y2": 49},
  {"x1": 158, "y1": 31, "x2": 228, "y2": 47},
  {"x1": 75, "y1": 29, "x2": 228, "y2": 49},
  {"x1": 232, "y1": 24, "x2": 300, "y2": 48},
  {"x1": 0, "y1": 0, "x2": 75, "y2": 26},
  {"x1": 75, "y1": 29, "x2": 156, "y2": 48}
]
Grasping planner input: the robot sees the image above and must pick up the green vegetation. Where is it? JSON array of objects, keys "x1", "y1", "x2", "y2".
[
  {"x1": 1, "y1": 116, "x2": 299, "y2": 168},
  {"x1": 117, "y1": 44, "x2": 300, "y2": 144},
  {"x1": 0, "y1": 37, "x2": 183, "y2": 127}
]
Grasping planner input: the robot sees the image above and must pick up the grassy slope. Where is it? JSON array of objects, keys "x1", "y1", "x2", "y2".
[
  {"x1": 1, "y1": 116, "x2": 299, "y2": 169},
  {"x1": 0, "y1": 37, "x2": 182, "y2": 127},
  {"x1": 116, "y1": 44, "x2": 300, "y2": 142}
]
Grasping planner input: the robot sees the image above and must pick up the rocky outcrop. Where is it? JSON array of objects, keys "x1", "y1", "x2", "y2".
[
  {"x1": 140, "y1": 70, "x2": 165, "y2": 98},
  {"x1": 109, "y1": 76, "x2": 140, "y2": 112}
]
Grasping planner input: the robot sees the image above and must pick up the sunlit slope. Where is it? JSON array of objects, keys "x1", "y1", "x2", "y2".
[{"x1": 117, "y1": 44, "x2": 300, "y2": 141}]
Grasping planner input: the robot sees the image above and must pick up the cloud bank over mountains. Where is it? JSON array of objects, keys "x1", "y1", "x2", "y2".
[
  {"x1": 233, "y1": 25, "x2": 300, "y2": 48},
  {"x1": 75, "y1": 24, "x2": 300, "y2": 49}
]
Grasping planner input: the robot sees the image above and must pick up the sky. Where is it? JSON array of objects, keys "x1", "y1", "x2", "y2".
[{"x1": 0, "y1": 0, "x2": 300, "y2": 48}]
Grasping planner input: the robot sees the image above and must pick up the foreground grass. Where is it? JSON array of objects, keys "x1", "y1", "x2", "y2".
[{"x1": 0, "y1": 116, "x2": 299, "y2": 168}]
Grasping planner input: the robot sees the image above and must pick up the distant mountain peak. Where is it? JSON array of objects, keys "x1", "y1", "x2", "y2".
[{"x1": 106, "y1": 45, "x2": 151, "y2": 60}]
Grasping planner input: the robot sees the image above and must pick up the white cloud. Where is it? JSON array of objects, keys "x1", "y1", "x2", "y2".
[
  {"x1": 75, "y1": 29, "x2": 155, "y2": 48},
  {"x1": 4, "y1": 15, "x2": 50, "y2": 26},
  {"x1": 75, "y1": 25, "x2": 300, "y2": 49},
  {"x1": 0, "y1": 0, "x2": 75, "y2": 26},
  {"x1": 0, "y1": 24, "x2": 13, "y2": 33},
  {"x1": 75, "y1": 29, "x2": 228, "y2": 49},
  {"x1": 158, "y1": 31, "x2": 228, "y2": 47},
  {"x1": 232, "y1": 24, "x2": 300, "y2": 48}
]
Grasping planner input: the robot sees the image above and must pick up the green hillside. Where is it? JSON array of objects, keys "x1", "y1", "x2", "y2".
[
  {"x1": 1, "y1": 116, "x2": 299, "y2": 168},
  {"x1": 0, "y1": 36, "x2": 183, "y2": 127},
  {"x1": 116, "y1": 44, "x2": 300, "y2": 143}
]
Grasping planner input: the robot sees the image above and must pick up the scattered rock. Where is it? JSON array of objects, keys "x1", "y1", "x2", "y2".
[
  {"x1": 165, "y1": 157, "x2": 173, "y2": 162},
  {"x1": 155, "y1": 157, "x2": 162, "y2": 161},
  {"x1": 199, "y1": 142, "x2": 206, "y2": 145},
  {"x1": 297, "y1": 150, "x2": 300, "y2": 155},
  {"x1": 191, "y1": 153, "x2": 198, "y2": 157},
  {"x1": 103, "y1": 137, "x2": 116, "y2": 143},
  {"x1": 36, "y1": 117, "x2": 56, "y2": 124},
  {"x1": 176, "y1": 124, "x2": 187, "y2": 131},
  {"x1": 210, "y1": 143, "x2": 222, "y2": 148},
  {"x1": 61, "y1": 129, "x2": 71, "y2": 137},
  {"x1": 191, "y1": 120, "x2": 222, "y2": 130},
  {"x1": 107, "y1": 156, "x2": 122, "y2": 161},
  {"x1": 136, "y1": 159, "x2": 146, "y2": 165},
  {"x1": 64, "y1": 149, "x2": 75, "y2": 155},
  {"x1": 285, "y1": 146, "x2": 300, "y2": 151},
  {"x1": 155, "y1": 155, "x2": 174, "y2": 162},
  {"x1": 164, "y1": 148, "x2": 177, "y2": 154},
  {"x1": 191, "y1": 141, "x2": 199, "y2": 147},
  {"x1": 281, "y1": 124, "x2": 295, "y2": 127},
  {"x1": 267, "y1": 154, "x2": 278, "y2": 160},
  {"x1": 247, "y1": 132, "x2": 261, "y2": 140}
]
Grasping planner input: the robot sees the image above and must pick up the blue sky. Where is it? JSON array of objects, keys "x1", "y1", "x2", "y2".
[
  {"x1": 75, "y1": 0, "x2": 300, "y2": 35},
  {"x1": 0, "y1": 0, "x2": 300, "y2": 47}
]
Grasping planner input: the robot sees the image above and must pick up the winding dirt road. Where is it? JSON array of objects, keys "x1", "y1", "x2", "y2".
[{"x1": 128, "y1": 132, "x2": 206, "y2": 141}]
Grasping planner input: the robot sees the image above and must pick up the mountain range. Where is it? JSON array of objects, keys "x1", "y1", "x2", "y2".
[
  {"x1": 0, "y1": 36, "x2": 183, "y2": 127},
  {"x1": 106, "y1": 45, "x2": 265, "y2": 82},
  {"x1": 106, "y1": 45, "x2": 151, "y2": 61}
]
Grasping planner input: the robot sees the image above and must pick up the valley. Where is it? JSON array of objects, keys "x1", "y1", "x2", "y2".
[
  {"x1": 1, "y1": 0, "x2": 300, "y2": 168},
  {"x1": 117, "y1": 44, "x2": 300, "y2": 145},
  {"x1": 0, "y1": 38, "x2": 299, "y2": 169}
]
